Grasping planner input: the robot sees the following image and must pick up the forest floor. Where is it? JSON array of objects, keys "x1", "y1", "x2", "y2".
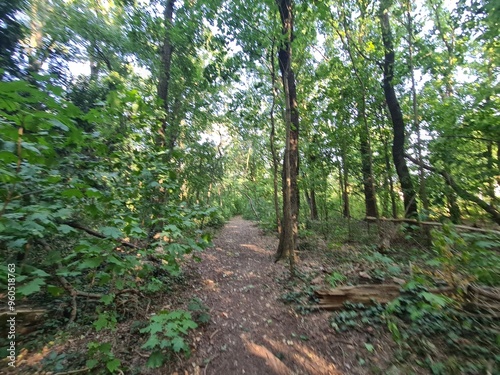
[
  {"x1": 7, "y1": 216, "x2": 497, "y2": 374},
  {"x1": 170, "y1": 216, "x2": 392, "y2": 375}
]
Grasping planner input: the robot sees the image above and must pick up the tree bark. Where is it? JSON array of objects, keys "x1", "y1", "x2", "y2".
[
  {"x1": 406, "y1": 0, "x2": 429, "y2": 215},
  {"x1": 157, "y1": 0, "x2": 176, "y2": 150},
  {"x1": 275, "y1": 0, "x2": 299, "y2": 271},
  {"x1": 339, "y1": 156, "x2": 350, "y2": 219},
  {"x1": 309, "y1": 189, "x2": 319, "y2": 220},
  {"x1": 379, "y1": 0, "x2": 418, "y2": 218},
  {"x1": 336, "y1": 12, "x2": 378, "y2": 218},
  {"x1": 269, "y1": 38, "x2": 282, "y2": 233}
]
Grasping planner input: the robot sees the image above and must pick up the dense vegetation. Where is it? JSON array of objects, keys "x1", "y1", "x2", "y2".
[{"x1": 0, "y1": 0, "x2": 498, "y2": 373}]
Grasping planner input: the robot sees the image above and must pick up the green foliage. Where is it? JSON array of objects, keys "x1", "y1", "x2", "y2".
[
  {"x1": 86, "y1": 342, "x2": 122, "y2": 374},
  {"x1": 139, "y1": 310, "x2": 198, "y2": 368},
  {"x1": 187, "y1": 297, "x2": 210, "y2": 324},
  {"x1": 427, "y1": 223, "x2": 500, "y2": 286},
  {"x1": 326, "y1": 271, "x2": 346, "y2": 288},
  {"x1": 384, "y1": 284, "x2": 499, "y2": 373},
  {"x1": 330, "y1": 303, "x2": 386, "y2": 332},
  {"x1": 0, "y1": 75, "x2": 215, "y2": 371}
]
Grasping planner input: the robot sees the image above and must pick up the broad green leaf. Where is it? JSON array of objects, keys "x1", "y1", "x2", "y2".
[
  {"x1": 86, "y1": 359, "x2": 98, "y2": 369},
  {"x1": 146, "y1": 351, "x2": 164, "y2": 369},
  {"x1": 47, "y1": 285, "x2": 64, "y2": 296},
  {"x1": 106, "y1": 358, "x2": 121, "y2": 373},
  {"x1": 58, "y1": 224, "x2": 76, "y2": 234},
  {"x1": 171, "y1": 336, "x2": 186, "y2": 352},
  {"x1": 141, "y1": 335, "x2": 160, "y2": 350},
  {"x1": 62, "y1": 188, "x2": 83, "y2": 198},
  {"x1": 78, "y1": 257, "x2": 103, "y2": 269},
  {"x1": 421, "y1": 292, "x2": 448, "y2": 307},
  {"x1": 31, "y1": 269, "x2": 51, "y2": 277},
  {"x1": 101, "y1": 294, "x2": 114, "y2": 305},
  {"x1": 101, "y1": 226, "x2": 123, "y2": 239},
  {"x1": 48, "y1": 119, "x2": 69, "y2": 131},
  {"x1": 17, "y1": 278, "x2": 45, "y2": 296}
]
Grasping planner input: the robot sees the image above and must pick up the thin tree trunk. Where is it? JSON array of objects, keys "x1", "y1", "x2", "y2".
[
  {"x1": 379, "y1": 0, "x2": 418, "y2": 218},
  {"x1": 275, "y1": 0, "x2": 299, "y2": 273},
  {"x1": 340, "y1": 152, "x2": 350, "y2": 218},
  {"x1": 406, "y1": 0, "x2": 429, "y2": 215},
  {"x1": 310, "y1": 189, "x2": 319, "y2": 220},
  {"x1": 336, "y1": 13, "x2": 378, "y2": 218},
  {"x1": 382, "y1": 122, "x2": 398, "y2": 218},
  {"x1": 157, "y1": 0, "x2": 175, "y2": 150},
  {"x1": 446, "y1": 185, "x2": 461, "y2": 223},
  {"x1": 269, "y1": 38, "x2": 282, "y2": 233}
]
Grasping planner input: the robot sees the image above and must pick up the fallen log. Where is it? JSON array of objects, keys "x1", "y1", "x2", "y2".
[
  {"x1": 314, "y1": 284, "x2": 456, "y2": 310},
  {"x1": 314, "y1": 284, "x2": 401, "y2": 310},
  {"x1": 0, "y1": 309, "x2": 46, "y2": 335}
]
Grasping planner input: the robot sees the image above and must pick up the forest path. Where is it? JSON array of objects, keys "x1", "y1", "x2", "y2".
[{"x1": 178, "y1": 216, "x2": 342, "y2": 375}]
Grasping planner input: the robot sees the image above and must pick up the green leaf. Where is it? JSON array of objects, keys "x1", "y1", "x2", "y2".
[
  {"x1": 141, "y1": 335, "x2": 160, "y2": 350},
  {"x1": 49, "y1": 119, "x2": 69, "y2": 131},
  {"x1": 94, "y1": 314, "x2": 112, "y2": 332},
  {"x1": 62, "y1": 188, "x2": 83, "y2": 198},
  {"x1": 171, "y1": 336, "x2": 186, "y2": 352},
  {"x1": 21, "y1": 142, "x2": 41, "y2": 155},
  {"x1": 86, "y1": 359, "x2": 98, "y2": 369},
  {"x1": 106, "y1": 358, "x2": 121, "y2": 373},
  {"x1": 78, "y1": 257, "x2": 103, "y2": 269},
  {"x1": 85, "y1": 188, "x2": 103, "y2": 198},
  {"x1": 101, "y1": 226, "x2": 123, "y2": 239},
  {"x1": 7, "y1": 238, "x2": 27, "y2": 249},
  {"x1": 54, "y1": 208, "x2": 72, "y2": 219},
  {"x1": 421, "y1": 292, "x2": 448, "y2": 307},
  {"x1": 58, "y1": 224, "x2": 76, "y2": 234},
  {"x1": 17, "y1": 278, "x2": 45, "y2": 296},
  {"x1": 31, "y1": 268, "x2": 51, "y2": 277},
  {"x1": 146, "y1": 351, "x2": 164, "y2": 368},
  {"x1": 101, "y1": 294, "x2": 114, "y2": 305},
  {"x1": 47, "y1": 285, "x2": 64, "y2": 296},
  {"x1": 364, "y1": 343, "x2": 374, "y2": 353},
  {"x1": 0, "y1": 151, "x2": 18, "y2": 163}
]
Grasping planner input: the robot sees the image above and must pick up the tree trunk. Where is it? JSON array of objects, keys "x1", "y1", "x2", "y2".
[
  {"x1": 275, "y1": 0, "x2": 299, "y2": 272},
  {"x1": 446, "y1": 186, "x2": 461, "y2": 224},
  {"x1": 359, "y1": 129, "x2": 378, "y2": 218},
  {"x1": 309, "y1": 189, "x2": 319, "y2": 220},
  {"x1": 339, "y1": 155, "x2": 350, "y2": 219},
  {"x1": 406, "y1": 0, "x2": 429, "y2": 215},
  {"x1": 157, "y1": 0, "x2": 175, "y2": 150},
  {"x1": 336, "y1": 13, "x2": 378, "y2": 218},
  {"x1": 379, "y1": 0, "x2": 418, "y2": 218},
  {"x1": 269, "y1": 39, "x2": 282, "y2": 233}
]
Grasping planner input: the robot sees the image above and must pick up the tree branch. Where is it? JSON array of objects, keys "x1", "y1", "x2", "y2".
[
  {"x1": 63, "y1": 222, "x2": 140, "y2": 249},
  {"x1": 404, "y1": 154, "x2": 500, "y2": 225}
]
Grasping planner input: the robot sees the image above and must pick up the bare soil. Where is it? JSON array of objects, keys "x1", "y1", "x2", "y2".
[{"x1": 173, "y1": 217, "x2": 393, "y2": 375}]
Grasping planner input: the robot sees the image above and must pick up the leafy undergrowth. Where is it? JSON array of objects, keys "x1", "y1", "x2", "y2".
[
  {"x1": 279, "y1": 218, "x2": 500, "y2": 374},
  {"x1": 0, "y1": 77, "x2": 226, "y2": 373},
  {"x1": 0, "y1": 265, "x2": 213, "y2": 374}
]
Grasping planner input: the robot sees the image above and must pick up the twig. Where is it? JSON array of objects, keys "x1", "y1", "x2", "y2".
[
  {"x1": 210, "y1": 329, "x2": 220, "y2": 341},
  {"x1": 135, "y1": 350, "x2": 150, "y2": 358},
  {"x1": 204, "y1": 354, "x2": 219, "y2": 375}
]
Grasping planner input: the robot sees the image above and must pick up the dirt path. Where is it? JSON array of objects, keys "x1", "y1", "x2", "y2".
[{"x1": 178, "y1": 217, "x2": 343, "y2": 375}]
